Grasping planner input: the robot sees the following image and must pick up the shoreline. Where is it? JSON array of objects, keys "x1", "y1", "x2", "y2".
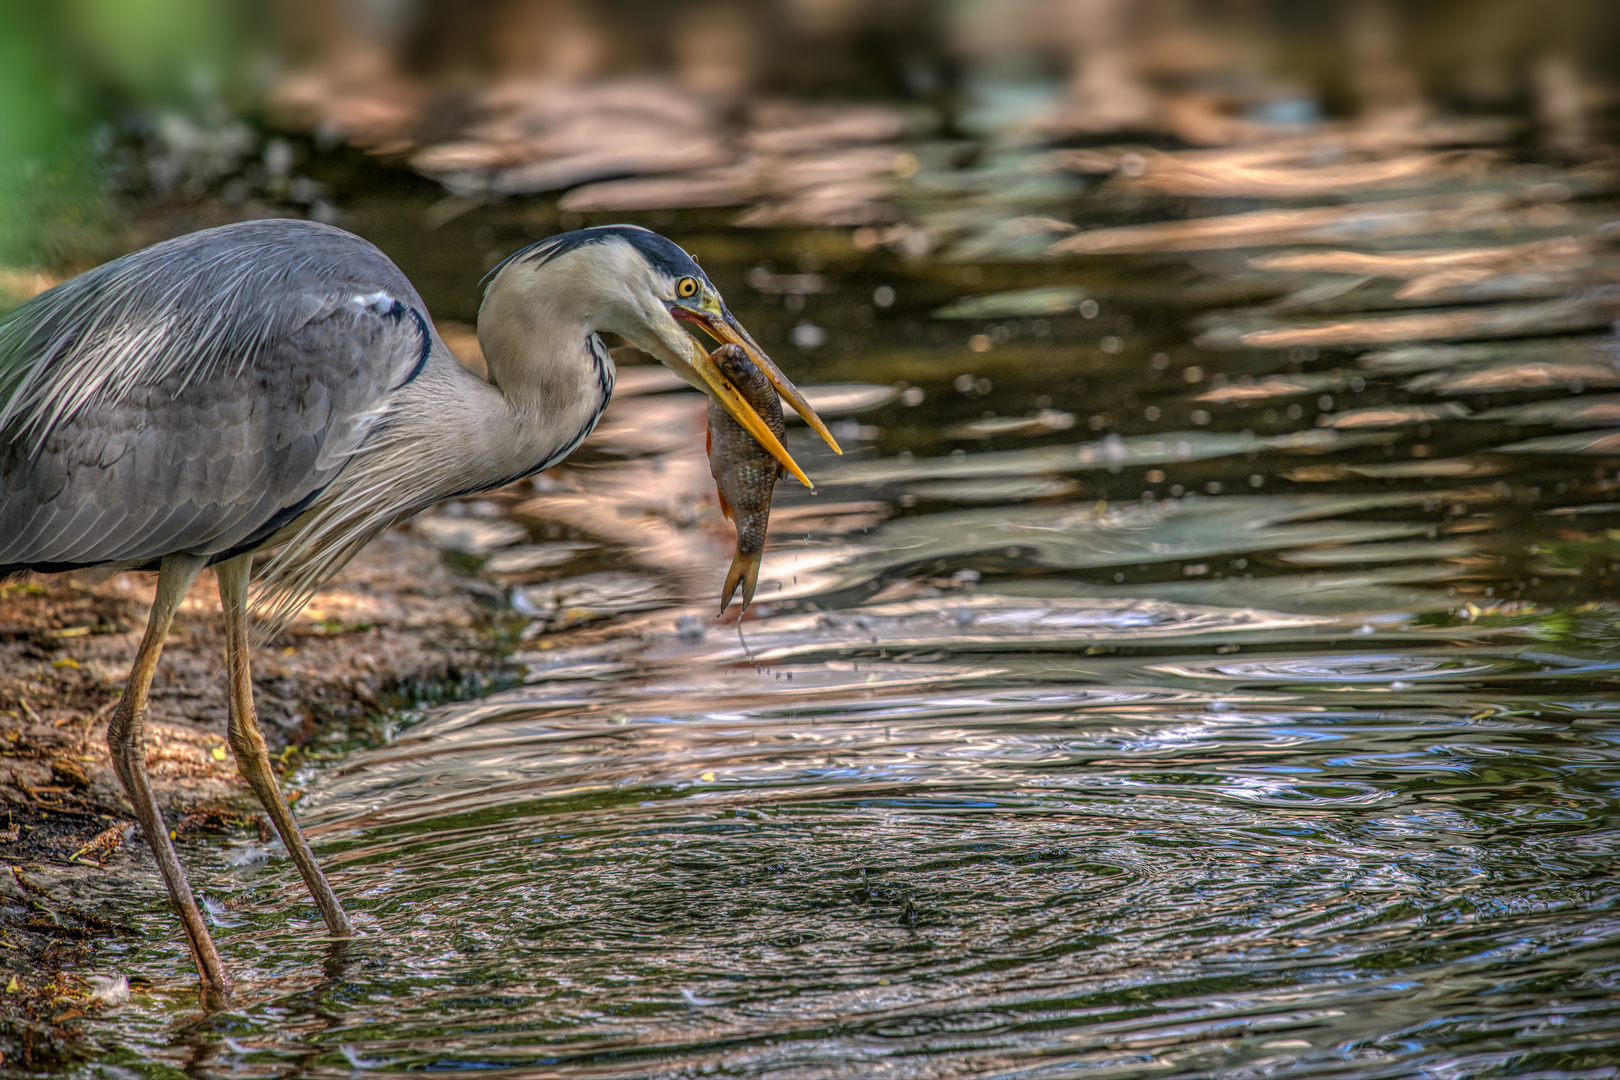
[{"x1": 0, "y1": 526, "x2": 511, "y2": 1070}]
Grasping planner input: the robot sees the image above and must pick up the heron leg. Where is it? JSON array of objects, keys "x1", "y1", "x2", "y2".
[
  {"x1": 107, "y1": 552, "x2": 233, "y2": 993},
  {"x1": 216, "y1": 555, "x2": 355, "y2": 938}
]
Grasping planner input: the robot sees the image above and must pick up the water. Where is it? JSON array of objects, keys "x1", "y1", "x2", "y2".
[{"x1": 85, "y1": 161, "x2": 1620, "y2": 1076}]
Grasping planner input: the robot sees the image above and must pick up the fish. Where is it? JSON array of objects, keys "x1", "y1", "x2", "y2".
[{"x1": 706, "y1": 343, "x2": 786, "y2": 614}]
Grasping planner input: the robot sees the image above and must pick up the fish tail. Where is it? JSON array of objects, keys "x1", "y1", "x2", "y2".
[{"x1": 718, "y1": 550, "x2": 763, "y2": 615}]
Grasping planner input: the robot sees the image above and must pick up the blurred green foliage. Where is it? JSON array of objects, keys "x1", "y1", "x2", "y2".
[
  {"x1": 0, "y1": 0, "x2": 253, "y2": 267},
  {"x1": 65, "y1": 0, "x2": 238, "y2": 99},
  {"x1": 0, "y1": 6, "x2": 93, "y2": 266}
]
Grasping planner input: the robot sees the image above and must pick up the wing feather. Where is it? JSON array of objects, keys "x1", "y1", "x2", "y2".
[{"x1": 0, "y1": 219, "x2": 431, "y2": 573}]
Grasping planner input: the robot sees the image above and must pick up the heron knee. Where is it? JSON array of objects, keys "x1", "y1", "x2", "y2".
[
  {"x1": 226, "y1": 708, "x2": 270, "y2": 769},
  {"x1": 106, "y1": 698, "x2": 144, "y2": 786}
]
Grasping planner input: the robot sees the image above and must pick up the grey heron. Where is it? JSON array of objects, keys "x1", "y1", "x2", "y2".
[{"x1": 0, "y1": 218, "x2": 839, "y2": 993}]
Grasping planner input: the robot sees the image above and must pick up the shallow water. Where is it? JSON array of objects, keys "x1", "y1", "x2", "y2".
[{"x1": 87, "y1": 165, "x2": 1620, "y2": 1076}]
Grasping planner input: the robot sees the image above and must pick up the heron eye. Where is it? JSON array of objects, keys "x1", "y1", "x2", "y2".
[{"x1": 676, "y1": 276, "x2": 699, "y2": 299}]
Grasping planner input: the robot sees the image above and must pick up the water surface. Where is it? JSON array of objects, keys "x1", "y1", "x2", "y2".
[{"x1": 88, "y1": 152, "x2": 1620, "y2": 1077}]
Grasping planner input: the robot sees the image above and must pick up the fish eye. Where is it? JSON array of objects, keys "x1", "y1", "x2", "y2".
[{"x1": 676, "y1": 276, "x2": 699, "y2": 299}]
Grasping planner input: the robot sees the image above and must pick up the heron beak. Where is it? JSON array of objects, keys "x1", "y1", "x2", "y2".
[{"x1": 672, "y1": 302, "x2": 843, "y2": 489}]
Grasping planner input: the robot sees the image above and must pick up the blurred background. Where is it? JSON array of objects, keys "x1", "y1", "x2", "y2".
[{"x1": 3, "y1": 0, "x2": 1618, "y2": 275}]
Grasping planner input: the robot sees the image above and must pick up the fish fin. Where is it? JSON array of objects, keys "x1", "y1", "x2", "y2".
[
  {"x1": 716, "y1": 489, "x2": 734, "y2": 520},
  {"x1": 719, "y1": 550, "x2": 762, "y2": 615}
]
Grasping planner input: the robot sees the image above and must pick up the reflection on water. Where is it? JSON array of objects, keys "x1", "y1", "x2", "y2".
[{"x1": 88, "y1": 137, "x2": 1620, "y2": 1077}]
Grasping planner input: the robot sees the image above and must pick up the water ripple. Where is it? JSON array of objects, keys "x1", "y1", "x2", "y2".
[{"x1": 89, "y1": 656, "x2": 1620, "y2": 1079}]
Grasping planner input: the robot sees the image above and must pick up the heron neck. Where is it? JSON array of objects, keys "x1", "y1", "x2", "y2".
[{"x1": 468, "y1": 315, "x2": 615, "y2": 486}]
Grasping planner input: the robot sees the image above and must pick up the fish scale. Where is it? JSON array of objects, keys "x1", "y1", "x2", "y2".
[{"x1": 706, "y1": 343, "x2": 785, "y2": 613}]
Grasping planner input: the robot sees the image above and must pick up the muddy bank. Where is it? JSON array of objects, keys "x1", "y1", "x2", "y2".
[{"x1": 0, "y1": 526, "x2": 510, "y2": 1071}]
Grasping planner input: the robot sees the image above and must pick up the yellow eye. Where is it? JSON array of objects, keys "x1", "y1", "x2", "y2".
[{"x1": 676, "y1": 276, "x2": 699, "y2": 299}]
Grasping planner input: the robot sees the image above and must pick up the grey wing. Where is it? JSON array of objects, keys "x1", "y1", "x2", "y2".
[{"x1": 0, "y1": 219, "x2": 433, "y2": 572}]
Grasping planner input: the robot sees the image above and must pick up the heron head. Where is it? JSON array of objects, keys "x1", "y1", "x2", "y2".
[{"x1": 485, "y1": 225, "x2": 840, "y2": 487}]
